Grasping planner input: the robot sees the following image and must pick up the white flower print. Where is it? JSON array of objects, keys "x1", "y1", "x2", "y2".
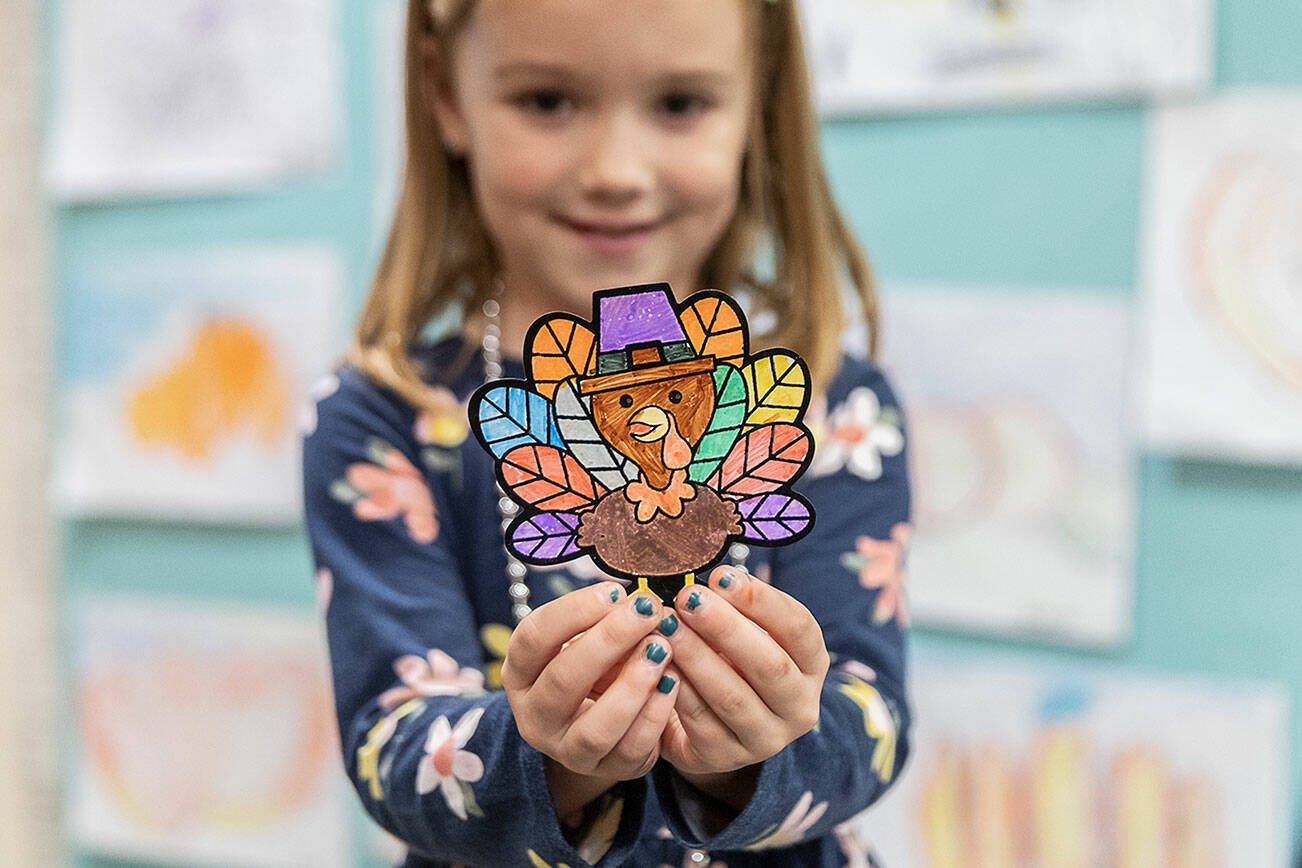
[
  {"x1": 810, "y1": 386, "x2": 903, "y2": 481},
  {"x1": 299, "y1": 372, "x2": 340, "y2": 436},
  {"x1": 379, "y1": 648, "x2": 486, "y2": 711},
  {"x1": 417, "y1": 706, "x2": 486, "y2": 820},
  {"x1": 745, "y1": 790, "x2": 828, "y2": 850}
]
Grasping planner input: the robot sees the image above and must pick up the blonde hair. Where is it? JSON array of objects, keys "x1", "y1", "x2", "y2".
[{"x1": 350, "y1": 0, "x2": 880, "y2": 411}]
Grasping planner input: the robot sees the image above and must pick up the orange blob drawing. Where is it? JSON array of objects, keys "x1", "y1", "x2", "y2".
[{"x1": 128, "y1": 319, "x2": 289, "y2": 460}]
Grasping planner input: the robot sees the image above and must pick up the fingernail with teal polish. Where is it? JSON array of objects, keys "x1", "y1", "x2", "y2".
[
  {"x1": 657, "y1": 674, "x2": 676, "y2": 694},
  {"x1": 718, "y1": 572, "x2": 734, "y2": 589},
  {"x1": 657, "y1": 613, "x2": 679, "y2": 637},
  {"x1": 609, "y1": 588, "x2": 620, "y2": 602},
  {"x1": 686, "y1": 591, "x2": 702, "y2": 611},
  {"x1": 646, "y1": 642, "x2": 667, "y2": 664},
  {"x1": 634, "y1": 596, "x2": 655, "y2": 616}
]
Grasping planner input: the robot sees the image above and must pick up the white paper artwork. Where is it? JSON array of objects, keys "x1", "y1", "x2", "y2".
[
  {"x1": 68, "y1": 596, "x2": 348, "y2": 867},
  {"x1": 800, "y1": 0, "x2": 1212, "y2": 115},
  {"x1": 851, "y1": 655, "x2": 1289, "y2": 868},
  {"x1": 52, "y1": 247, "x2": 344, "y2": 523},
  {"x1": 879, "y1": 287, "x2": 1136, "y2": 646},
  {"x1": 47, "y1": 0, "x2": 342, "y2": 200},
  {"x1": 1138, "y1": 93, "x2": 1302, "y2": 466}
]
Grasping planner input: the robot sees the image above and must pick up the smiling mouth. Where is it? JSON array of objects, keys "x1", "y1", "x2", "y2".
[
  {"x1": 558, "y1": 214, "x2": 667, "y2": 258},
  {"x1": 559, "y1": 217, "x2": 662, "y2": 237}
]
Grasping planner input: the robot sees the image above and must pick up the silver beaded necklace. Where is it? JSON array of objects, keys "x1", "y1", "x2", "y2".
[
  {"x1": 479, "y1": 291, "x2": 534, "y2": 625},
  {"x1": 479, "y1": 288, "x2": 750, "y2": 625}
]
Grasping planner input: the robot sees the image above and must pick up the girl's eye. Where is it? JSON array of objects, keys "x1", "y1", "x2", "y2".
[
  {"x1": 619, "y1": 394, "x2": 634, "y2": 408},
  {"x1": 660, "y1": 92, "x2": 709, "y2": 117},
  {"x1": 516, "y1": 89, "x2": 572, "y2": 116}
]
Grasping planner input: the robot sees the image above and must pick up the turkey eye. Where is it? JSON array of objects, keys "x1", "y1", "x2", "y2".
[
  {"x1": 619, "y1": 394, "x2": 633, "y2": 408},
  {"x1": 668, "y1": 390, "x2": 683, "y2": 404}
]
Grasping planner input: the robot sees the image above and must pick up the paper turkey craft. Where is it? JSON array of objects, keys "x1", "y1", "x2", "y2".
[{"x1": 470, "y1": 283, "x2": 815, "y2": 602}]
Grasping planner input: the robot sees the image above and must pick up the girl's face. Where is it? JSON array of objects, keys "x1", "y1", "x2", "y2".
[{"x1": 430, "y1": 0, "x2": 755, "y2": 313}]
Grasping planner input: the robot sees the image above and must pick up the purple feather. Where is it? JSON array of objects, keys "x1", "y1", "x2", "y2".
[
  {"x1": 737, "y1": 493, "x2": 812, "y2": 543},
  {"x1": 509, "y1": 512, "x2": 582, "y2": 562}
]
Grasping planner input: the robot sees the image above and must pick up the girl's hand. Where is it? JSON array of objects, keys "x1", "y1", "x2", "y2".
[
  {"x1": 658, "y1": 566, "x2": 830, "y2": 779},
  {"x1": 501, "y1": 582, "x2": 680, "y2": 792}
]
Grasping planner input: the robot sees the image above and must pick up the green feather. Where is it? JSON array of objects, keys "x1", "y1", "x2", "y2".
[{"x1": 688, "y1": 364, "x2": 747, "y2": 483}]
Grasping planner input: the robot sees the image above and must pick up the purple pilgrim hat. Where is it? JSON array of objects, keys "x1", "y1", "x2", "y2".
[{"x1": 579, "y1": 284, "x2": 715, "y2": 394}]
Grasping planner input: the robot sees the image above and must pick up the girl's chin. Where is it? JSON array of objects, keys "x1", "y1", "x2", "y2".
[{"x1": 551, "y1": 265, "x2": 672, "y2": 297}]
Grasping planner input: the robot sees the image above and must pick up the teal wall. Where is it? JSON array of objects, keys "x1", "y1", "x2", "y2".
[{"x1": 47, "y1": 0, "x2": 1302, "y2": 864}]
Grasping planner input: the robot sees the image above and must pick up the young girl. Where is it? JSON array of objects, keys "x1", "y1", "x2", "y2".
[{"x1": 303, "y1": 1, "x2": 914, "y2": 866}]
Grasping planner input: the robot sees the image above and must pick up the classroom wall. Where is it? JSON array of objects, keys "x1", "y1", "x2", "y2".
[{"x1": 44, "y1": 0, "x2": 1301, "y2": 865}]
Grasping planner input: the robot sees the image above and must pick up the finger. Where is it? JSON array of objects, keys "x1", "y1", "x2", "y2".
[
  {"x1": 660, "y1": 675, "x2": 746, "y2": 771},
  {"x1": 531, "y1": 592, "x2": 665, "y2": 727},
  {"x1": 672, "y1": 672, "x2": 733, "y2": 742},
  {"x1": 561, "y1": 637, "x2": 673, "y2": 768},
  {"x1": 674, "y1": 580, "x2": 807, "y2": 718},
  {"x1": 594, "y1": 665, "x2": 679, "y2": 780},
  {"x1": 657, "y1": 616, "x2": 778, "y2": 749},
  {"x1": 587, "y1": 658, "x2": 623, "y2": 700},
  {"x1": 502, "y1": 581, "x2": 626, "y2": 689},
  {"x1": 701, "y1": 566, "x2": 829, "y2": 677}
]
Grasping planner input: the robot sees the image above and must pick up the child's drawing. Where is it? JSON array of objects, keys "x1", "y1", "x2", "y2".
[
  {"x1": 852, "y1": 654, "x2": 1288, "y2": 868},
  {"x1": 53, "y1": 247, "x2": 343, "y2": 522},
  {"x1": 1139, "y1": 94, "x2": 1302, "y2": 465},
  {"x1": 801, "y1": 0, "x2": 1211, "y2": 115},
  {"x1": 880, "y1": 286, "x2": 1135, "y2": 646},
  {"x1": 48, "y1": 0, "x2": 341, "y2": 199},
  {"x1": 69, "y1": 596, "x2": 347, "y2": 867},
  {"x1": 470, "y1": 284, "x2": 816, "y2": 601}
]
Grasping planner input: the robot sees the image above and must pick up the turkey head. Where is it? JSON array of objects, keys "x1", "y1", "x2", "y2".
[{"x1": 586, "y1": 359, "x2": 716, "y2": 521}]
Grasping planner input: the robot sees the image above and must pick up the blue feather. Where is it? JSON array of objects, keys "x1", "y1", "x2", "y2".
[{"x1": 473, "y1": 383, "x2": 565, "y2": 459}]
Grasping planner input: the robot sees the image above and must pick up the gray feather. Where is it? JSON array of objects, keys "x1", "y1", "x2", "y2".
[{"x1": 553, "y1": 380, "x2": 638, "y2": 489}]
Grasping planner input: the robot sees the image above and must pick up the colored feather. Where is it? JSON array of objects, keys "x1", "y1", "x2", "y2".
[
  {"x1": 508, "y1": 511, "x2": 582, "y2": 562},
  {"x1": 500, "y1": 445, "x2": 605, "y2": 511},
  {"x1": 687, "y1": 363, "x2": 747, "y2": 483},
  {"x1": 680, "y1": 293, "x2": 746, "y2": 368},
  {"x1": 708, "y1": 423, "x2": 812, "y2": 497},
  {"x1": 742, "y1": 350, "x2": 809, "y2": 429},
  {"x1": 736, "y1": 492, "x2": 813, "y2": 543},
  {"x1": 470, "y1": 382, "x2": 565, "y2": 459},
  {"x1": 527, "y1": 314, "x2": 597, "y2": 400},
  {"x1": 553, "y1": 379, "x2": 639, "y2": 489}
]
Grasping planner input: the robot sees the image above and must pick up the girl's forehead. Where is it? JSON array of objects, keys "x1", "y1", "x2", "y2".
[{"x1": 462, "y1": 0, "x2": 753, "y2": 76}]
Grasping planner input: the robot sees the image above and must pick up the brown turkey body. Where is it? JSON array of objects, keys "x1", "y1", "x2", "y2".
[{"x1": 578, "y1": 484, "x2": 742, "y2": 578}]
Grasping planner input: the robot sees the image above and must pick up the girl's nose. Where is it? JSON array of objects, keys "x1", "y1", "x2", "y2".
[{"x1": 579, "y1": 112, "x2": 654, "y2": 204}]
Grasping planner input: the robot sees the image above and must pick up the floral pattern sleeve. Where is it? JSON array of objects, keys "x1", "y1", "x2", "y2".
[
  {"x1": 651, "y1": 356, "x2": 914, "y2": 854},
  {"x1": 303, "y1": 367, "x2": 645, "y2": 867}
]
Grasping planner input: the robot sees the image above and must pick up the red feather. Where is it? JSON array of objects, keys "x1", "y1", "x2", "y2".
[
  {"x1": 501, "y1": 445, "x2": 606, "y2": 511},
  {"x1": 708, "y1": 423, "x2": 811, "y2": 497}
]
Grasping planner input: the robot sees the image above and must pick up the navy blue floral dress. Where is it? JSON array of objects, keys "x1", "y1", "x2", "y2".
[{"x1": 302, "y1": 335, "x2": 914, "y2": 867}]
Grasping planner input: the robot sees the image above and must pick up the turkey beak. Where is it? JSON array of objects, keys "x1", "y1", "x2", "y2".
[{"x1": 628, "y1": 406, "x2": 671, "y2": 442}]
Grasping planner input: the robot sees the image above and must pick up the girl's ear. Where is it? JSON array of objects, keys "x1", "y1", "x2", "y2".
[{"x1": 416, "y1": 32, "x2": 470, "y2": 156}]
